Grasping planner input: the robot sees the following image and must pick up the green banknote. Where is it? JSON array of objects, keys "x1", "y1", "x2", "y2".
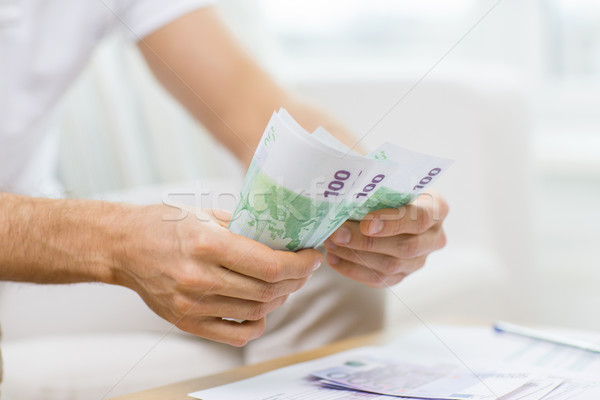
[
  {"x1": 228, "y1": 109, "x2": 452, "y2": 251},
  {"x1": 348, "y1": 186, "x2": 414, "y2": 221},
  {"x1": 231, "y1": 167, "x2": 334, "y2": 251}
]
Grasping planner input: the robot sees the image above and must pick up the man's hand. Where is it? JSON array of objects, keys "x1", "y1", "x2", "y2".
[
  {"x1": 115, "y1": 205, "x2": 322, "y2": 346},
  {"x1": 323, "y1": 193, "x2": 448, "y2": 288},
  {"x1": 0, "y1": 193, "x2": 321, "y2": 347}
]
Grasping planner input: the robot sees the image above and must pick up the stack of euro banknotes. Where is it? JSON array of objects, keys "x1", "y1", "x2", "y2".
[{"x1": 229, "y1": 109, "x2": 453, "y2": 251}]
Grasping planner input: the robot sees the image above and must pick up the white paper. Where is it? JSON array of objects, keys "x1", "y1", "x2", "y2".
[
  {"x1": 189, "y1": 326, "x2": 600, "y2": 400},
  {"x1": 383, "y1": 326, "x2": 600, "y2": 400},
  {"x1": 189, "y1": 347, "x2": 393, "y2": 400}
]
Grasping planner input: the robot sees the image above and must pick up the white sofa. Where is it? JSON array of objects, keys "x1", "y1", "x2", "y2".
[{"x1": 0, "y1": 38, "x2": 534, "y2": 399}]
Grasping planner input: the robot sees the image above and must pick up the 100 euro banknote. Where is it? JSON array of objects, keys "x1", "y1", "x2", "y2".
[{"x1": 228, "y1": 109, "x2": 453, "y2": 251}]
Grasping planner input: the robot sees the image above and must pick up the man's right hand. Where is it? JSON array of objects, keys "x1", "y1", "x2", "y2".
[
  {"x1": 113, "y1": 204, "x2": 322, "y2": 346},
  {"x1": 0, "y1": 194, "x2": 321, "y2": 347}
]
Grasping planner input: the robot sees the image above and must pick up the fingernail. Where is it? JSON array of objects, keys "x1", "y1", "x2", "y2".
[
  {"x1": 368, "y1": 219, "x2": 384, "y2": 235},
  {"x1": 328, "y1": 254, "x2": 340, "y2": 265},
  {"x1": 333, "y1": 227, "x2": 351, "y2": 245},
  {"x1": 324, "y1": 239, "x2": 336, "y2": 250}
]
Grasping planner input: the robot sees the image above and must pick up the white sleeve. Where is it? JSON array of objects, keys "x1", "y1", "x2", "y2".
[{"x1": 117, "y1": 0, "x2": 216, "y2": 41}]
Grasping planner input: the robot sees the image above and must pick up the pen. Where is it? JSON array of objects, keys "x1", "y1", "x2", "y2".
[{"x1": 493, "y1": 321, "x2": 600, "y2": 354}]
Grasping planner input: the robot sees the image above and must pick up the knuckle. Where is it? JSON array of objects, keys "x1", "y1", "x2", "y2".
[
  {"x1": 229, "y1": 320, "x2": 266, "y2": 347},
  {"x1": 175, "y1": 317, "x2": 195, "y2": 334},
  {"x1": 172, "y1": 265, "x2": 193, "y2": 288},
  {"x1": 174, "y1": 266, "x2": 205, "y2": 290},
  {"x1": 402, "y1": 236, "x2": 421, "y2": 258},
  {"x1": 363, "y1": 235, "x2": 376, "y2": 251},
  {"x1": 382, "y1": 257, "x2": 403, "y2": 275},
  {"x1": 207, "y1": 274, "x2": 226, "y2": 293},
  {"x1": 175, "y1": 275, "x2": 195, "y2": 291},
  {"x1": 262, "y1": 259, "x2": 283, "y2": 282},
  {"x1": 258, "y1": 284, "x2": 279, "y2": 302},
  {"x1": 172, "y1": 294, "x2": 192, "y2": 316},
  {"x1": 190, "y1": 231, "x2": 221, "y2": 257},
  {"x1": 246, "y1": 302, "x2": 268, "y2": 321},
  {"x1": 229, "y1": 333, "x2": 251, "y2": 347}
]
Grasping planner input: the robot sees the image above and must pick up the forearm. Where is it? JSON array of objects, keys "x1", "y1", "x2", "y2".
[
  {"x1": 191, "y1": 83, "x2": 363, "y2": 163},
  {"x1": 0, "y1": 193, "x2": 128, "y2": 285},
  {"x1": 140, "y1": 7, "x2": 362, "y2": 167},
  {"x1": 191, "y1": 81, "x2": 364, "y2": 164}
]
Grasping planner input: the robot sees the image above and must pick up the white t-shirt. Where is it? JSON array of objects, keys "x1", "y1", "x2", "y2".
[{"x1": 0, "y1": 0, "x2": 214, "y2": 196}]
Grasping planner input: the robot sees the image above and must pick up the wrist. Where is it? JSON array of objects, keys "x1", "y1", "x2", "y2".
[
  {"x1": 98, "y1": 202, "x2": 151, "y2": 287},
  {"x1": 46, "y1": 198, "x2": 138, "y2": 286},
  {"x1": 105, "y1": 203, "x2": 179, "y2": 289}
]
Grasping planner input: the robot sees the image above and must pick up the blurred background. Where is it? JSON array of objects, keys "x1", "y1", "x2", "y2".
[
  {"x1": 241, "y1": 0, "x2": 600, "y2": 329},
  {"x1": 57, "y1": 0, "x2": 600, "y2": 329},
  {"x1": 3, "y1": 0, "x2": 600, "y2": 398}
]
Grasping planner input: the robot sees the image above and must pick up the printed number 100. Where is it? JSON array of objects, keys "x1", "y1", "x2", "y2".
[
  {"x1": 413, "y1": 168, "x2": 441, "y2": 190},
  {"x1": 324, "y1": 170, "x2": 351, "y2": 198}
]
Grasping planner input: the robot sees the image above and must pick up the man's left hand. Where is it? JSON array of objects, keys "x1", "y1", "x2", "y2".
[{"x1": 324, "y1": 192, "x2": 449, "y2": 288}]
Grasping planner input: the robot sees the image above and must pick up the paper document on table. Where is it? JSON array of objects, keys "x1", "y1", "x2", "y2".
[
  {"x1": 382, "y1": 325, "x2": 600, "y2": 400},
  {"x1": 189, "y1": 347, "x2": 398, "y2": 400},
  {"x1": 189, "y1": 325, "x2": 600, "y2": 400}
]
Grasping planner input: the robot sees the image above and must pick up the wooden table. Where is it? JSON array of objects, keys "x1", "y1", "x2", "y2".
[{"x1": 110, "y1": 329, "x2": 402, "y2": 400}]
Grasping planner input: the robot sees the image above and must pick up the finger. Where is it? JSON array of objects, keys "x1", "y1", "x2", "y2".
[
  {"x1": 360, "y1": 193, "x2": 449, "y2": 237},
  {"x1": 324, "y1": 240, "x2": 427, "y2": 276},
  {"x1": 326, "y1": 255, "x2": 410, "y2": 289},
  {"x1": 329, "y1": 221, "x2": 446, "y2": 258},
  {"x1": 207, "y1": 228, "x2": 323, "y2": 282},
  {"x1": 191, "y1": 267, "x2": 308, "y2": 302},
  {"x1": 178, "y1": 316, "x2": 266, "y2": 347},
  {"x1": 185, "y1": 294, "x2": 288, "y2": 321}
]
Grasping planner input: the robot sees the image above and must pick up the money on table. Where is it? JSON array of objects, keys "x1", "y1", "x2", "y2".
[
  {"x1": 228, "y1": 109, "x2": 453, "y2": 251},
  {"x1": 311, "y1": 356, "x2": 565, "y2": 400}
]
